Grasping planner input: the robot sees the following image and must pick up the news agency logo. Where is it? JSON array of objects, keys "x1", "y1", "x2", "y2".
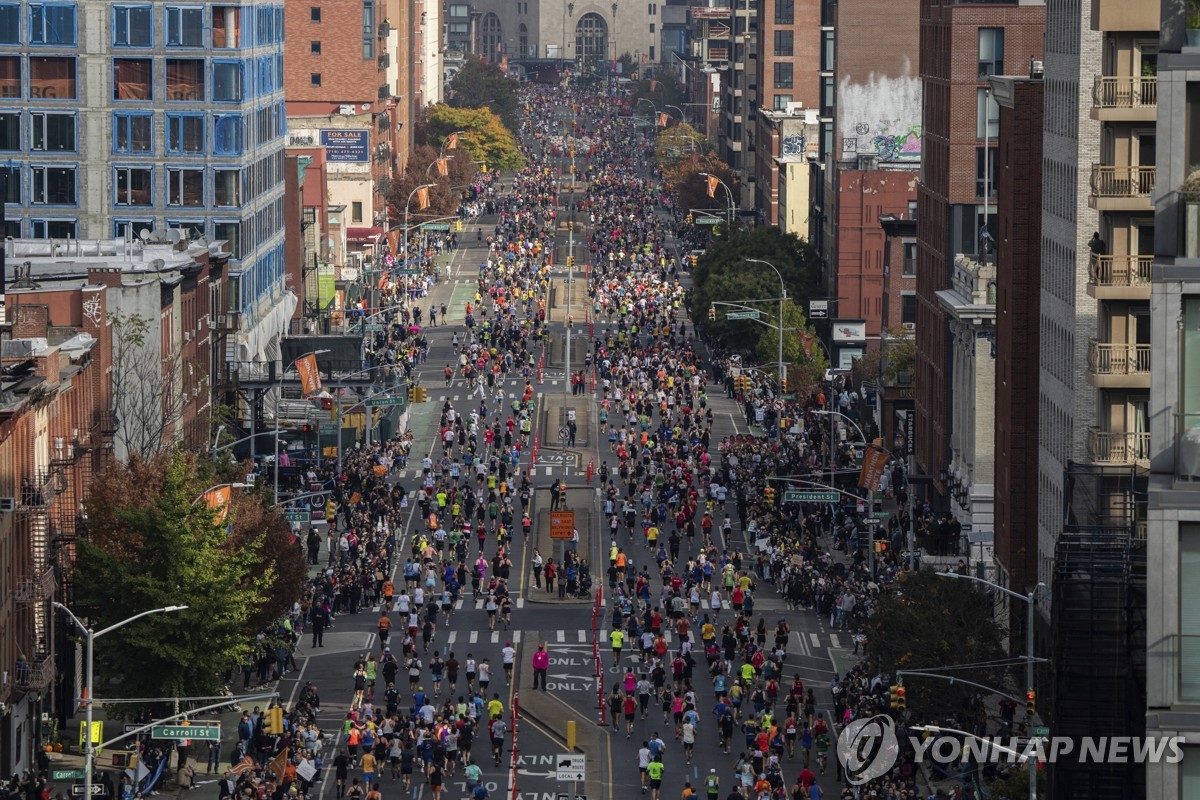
[{"x1": 836, "y1": 716, "x2": 900, "y2": 785}]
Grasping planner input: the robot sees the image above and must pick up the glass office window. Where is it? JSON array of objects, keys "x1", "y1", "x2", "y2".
[{"x1": 113, "y1": 5, "x2": 152, "y2": 46}]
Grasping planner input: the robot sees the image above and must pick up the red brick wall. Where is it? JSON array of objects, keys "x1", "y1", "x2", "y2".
[{"x1": 283, "y1": 0, "x2": 385, "y2": 106}]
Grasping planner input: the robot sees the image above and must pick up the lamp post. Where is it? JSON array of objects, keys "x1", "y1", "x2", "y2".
[
  {"x1": 817, "y1": 409, "x2": 882, "y2": 576},
  {"x1": 402, "y1": 183, "x2": 438, "y2": 264},
  {"x1": 935, "y1": 572, "x2": 1043, "y2": 800},
  {"x1": 699, "y1": 171, "x2": 735, "y2": 232},
  {"x1": 274, "y1": 349, "x2": 330, "y2": 502},
  {"x1": 53, "y1": 603, "x2": 188, "y2": 800},
  {"x1": 743, "y1": 258, "x2": 786, "y2": 383},
  {"x1": 426, "y1": 154, "x2": 454, "y2": 180}
]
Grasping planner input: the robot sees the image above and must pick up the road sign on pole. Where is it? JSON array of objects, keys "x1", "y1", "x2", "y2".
[
  {"x1": 151, "y1": 725, "x2": 221, "y2": 741},
  {"x1": 71, "y1": 785, "x2": 107, "y2": 796},
  {"x1": 809, "y1": 300, "x2": 829, "y2": 320},
  {"x1": 695, "y1": 216, "x2": 721, "y2": 225},
  {"x1": 549, "y1": 511, "x2": 576, "y2": 540},
  {"x1": 365, "y1": 396, "x2": 408, "y2": 409},
  {"x1": 283, "y1": 511, "x2": 309, "y2": 522},
  {"x1": 783, "y1": 490, "x2": 839, "y2": 503},
  {"x1": 52, "y1": 770, "x2": 85, "y2": 781},
  {"x1": 726, "y1": 310, "x2": 761, "y2": 320},
  {"x1": 556, "y1": 754, "x2": 586, "y2": 782}
]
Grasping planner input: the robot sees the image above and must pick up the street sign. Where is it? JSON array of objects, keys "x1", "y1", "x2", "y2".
[
  {"x1": 809, "y1": 300, "x2": 829, "y2": 319},
  {"x1": 783, "y1": 490, "x2": 839, "y2": 503},
  {"x1": 549, "y1": 511, "x2": 576, "y2": 540},
  {"x1": 1032, "y1": 726, "x2": 1050, "y2": 737},
  {"x1": 726, "y1": 310, "x2": 761, "y2": 320},
  {"x1": 558, "y1": 426, "x2": 570, "y2": 440},
  {"x1": 283, "y1": 511, "x2": 309, "y2": 522},
  {"x1": 395, "y1": 269, "x2": 422, "y2": 276},
  {"x1": 424, "y1": 223, "x2": 451, "y2": 231},
  {"x1": 365, "y1": 396, "x2": 408, "y2": 408},
  {"x1": 863, "y1": 517, "x2": 882, "y2": 526},
  {"x1": 151, "y1": 725, "x2": 220, "y2": 741},
  {"x1": 556, "y1": 754, "x2": 586, "y2": 782},
  {"x1": 52, "y1": 770, "x2": 84, "y2": 781},
  {"x1": 70, "y1": 786, "x2": 107, "y2": 796},
  {"x1": 695, "y1": 216, "x2": 721, "y2": 225},
  {"x1": 556, "y1": 795, "x2": 587, "y2": 800},
  {"x1": 873, "y1": 511, "x2": 891, "y2": 519},
  {"x1": 319, "y1": 423, "x2": 338, "y2": 435},
  {"x1": 363, "y1": 323, "x2": 383, "y2": 332}
]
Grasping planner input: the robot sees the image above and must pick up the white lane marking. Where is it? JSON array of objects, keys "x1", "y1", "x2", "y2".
[
  {"x1": 557, "y1": 630, "x2": 566, "y2": 642},
  {"x1": 470, "y1": 631, "x2": 478, "y2": 643},
  {"x1": 829, "y1": 633, "x2": 841, "y2": 649},
  {"x1": 729, "y1": 413, "x2": 740, "y2": 434},
  {"x1": 809, "y1": 633, "x2": 821, "y2": 648}
]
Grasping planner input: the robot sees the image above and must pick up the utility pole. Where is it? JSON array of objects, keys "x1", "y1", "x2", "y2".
[{"x1": 565, "y1": 217, "x2": 574, "y2": 393}]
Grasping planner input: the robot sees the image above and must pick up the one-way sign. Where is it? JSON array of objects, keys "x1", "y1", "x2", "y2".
[
  {"x1": 556, "y1": 754, "x2": 586, "y2": 782},
  {"x1": 71, "y1": 785, "x2": 108, "y2": 796}
]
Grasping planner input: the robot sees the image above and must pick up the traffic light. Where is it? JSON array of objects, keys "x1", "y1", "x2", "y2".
[
  {"x1": 685, "y1": 213, "x2": 694, "y2": 224},
  {"x1": 416, "y1": 387, "x2": 428, "y2": 403},
  {"x1": 889, "y1": 684, "x2": 901, "y2": 709},
  {"x1": 264, "y1": 706, "x2": 284, "y2": 735},
  {"x1": 455, "y1": 219, "x2": 463, "y2": 232},
  {"x1": 408, "y1": 386, "x2": 419, "y2": 403},
  {"x1": 709, "y1": 306, "x2": 716, "y2": 321},
  {"x1": 896, "y1": 685, "x2": 906, "y2": 711},
  {"x1": 764, "y1": 486, "x2": 776, "y2": 505},
  {"x1": 567, "y1": 256, "x2": 575, "y2": 268},
  {"x1": 780, "y1": 378, "x2": 788, "y2": 393},
  {"x1": 690, "y1": 254, "x2": 699, "y2": 267},
  {"x1": 325, "y1": 500, "x2": 336, "y2": 521},
  {"x1": 1026, "y1": 690, "x2": 1036, "y2": 716}
]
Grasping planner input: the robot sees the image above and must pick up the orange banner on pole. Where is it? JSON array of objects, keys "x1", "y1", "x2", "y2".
[
  {"x1": 436, "y1": 157, "x2": 450, "y2": 177},
  {"x1": 657, "y1": 112, "x2": 668, "y2": 128},
  {"x1": 387, "y1": 228, "x2": 402, "y2": 255},
  {"x1": 416, "y1": 186, "x2": 430, "y2": 210},
  {"x1": 858, "y1": 445, "x2": 890, "y2": 491},
  {"x1": 706, "y1": 175, "x2": 720, "y2": 198},
  {"x1": 446, "y1": 133, "x2": 458, "y2": 150},
  {"x1": 205, "y1": 486, "x2": 232, "y2": 523},
  {"x1": 296, "y1": 353, "x2": 322, "y2": 396}
]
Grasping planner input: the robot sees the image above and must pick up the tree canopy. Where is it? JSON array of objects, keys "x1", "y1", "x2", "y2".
[
  {"x1": 864, "y1": 569, "x2": 1009, "y2": 718},
  {"x1": 447, "y1": 56, "x2": 519, "y2": 134},
  {"x1": 663, "y1": 151, "x2": 736, "y2": 215},
  {"x1": 73, "y1": 450, "x2": 304, "y2": 715},
  {"x1": 655, "y1": 122, "x2": 710, "y2": 171},
  {"x1": 426, "y1": 104, "x2": 525, "y2": 174},
  {"x1": 386, "y1": 142, "x2": 482, "y2": 223}
]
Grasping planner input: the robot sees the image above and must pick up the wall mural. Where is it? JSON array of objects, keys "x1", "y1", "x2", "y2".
[
  {"x1": 837, "y1": 63, "x2": 923, "y2": 162},
  {"x1": 870, "y1": 126, "x2": 923, "y2": 161}
]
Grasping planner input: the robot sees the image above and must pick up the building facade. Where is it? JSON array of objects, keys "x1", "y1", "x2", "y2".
[{"x1": 0, "y1": 0, "x2": 290, "y2": 366}]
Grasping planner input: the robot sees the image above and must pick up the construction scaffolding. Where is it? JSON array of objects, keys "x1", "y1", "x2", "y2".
[{"x1": 1050, "y1": 462, "x2": 1147, "y2": 800}]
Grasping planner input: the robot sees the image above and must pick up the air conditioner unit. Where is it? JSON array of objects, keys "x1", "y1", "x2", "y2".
[
  {"x1": 0, "y1": 498, "x2": 15, "y2": 512},
  {"x1": 338, "y1": 104, "x2": 356, "y2": 115},
  {"x1": 784, "y1": 101, "x2": 804, "y2": 115},
  {"x1": 184, "y1": 330, "x2": 191, "y2": 342},
  {"x1": 902, "y1": 322, "x2": 916, "y2": 332}
]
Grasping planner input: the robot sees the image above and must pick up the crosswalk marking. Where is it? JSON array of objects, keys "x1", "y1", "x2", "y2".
[
  {"x1": 578, "y1": 630, "x2": 587, "y2": 643},
  {"x1": 516, "y1": 598, "x2": 525, "y2": 609},
  {"x1": 829, "y1": 633, "x2": 841, "y2": 649},
  {"x1": 491, "y1": 631, "x2": 499, "y2": 643},
  {"x1": 469, "y1": 631, "x2": 478, "y2": 643},
  {"x1": 557, "y1": 630, "x2": 565, "y2": 642},
  {"x1": 809, "y1": 633, "x2": 821, "y2": 648},
  {"x1": 455, "y1": 599, "x2": 465, "y2": 610},
  {"x1": 436, "y1": 628, "x2": 849, "y2": 651}
]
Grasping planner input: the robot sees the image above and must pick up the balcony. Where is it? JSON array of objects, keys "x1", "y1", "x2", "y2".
[
  {"x1": 14, "y1": 655, "x2": 55, "y2": 692},
  {"x1": 1088, "y1": 254, "x2": 1152, "y2": 300},
  {"x1": 1149, "y1": 635, "x2": 1200, "y2": 708},
  {"x1": 1087, "y1": 426, "x2": 1149, "y2": 465},
  {"x1": 1091, "y1": 75, "x2": 1157, "y2": 121},
  {"x1": 14, "y1": 566, "x2": 56, "y2": 603},
  {"x1": 1087, "y1": 340, "x2": 1151, "y2": 388},
  {"x1": 1090, "y1": 164, "x2": 1155, "y2": 211}
]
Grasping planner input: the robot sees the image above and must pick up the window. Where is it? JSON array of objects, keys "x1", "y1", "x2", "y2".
[
  {"x1": 449, "y1": 4, "x2": 467, "y2": 16},
  {"x1": 311, "y1": 73, "x2": 321, "y2": 87},
  {"x1": 0, "y1": 4, "x2": 18, "y2": 44},
  {"x1": 166, "y1": 6, "x2": 204, "y2": 47},
  {"x1": 0, "y1": 111, "x2": 18, "y2": 150},
  {"x1": 352, "y1": 201, "x2": 363, "y2": 223},
  {"x1": 213, "y1": 169, "x2": 240, "y2": 206},
  {"x1": 362, "y1": 0, "x2": 376, "y2": 60},
  {"x1": 649, "y1": 22, "x2": 655, "y2": 33},
  {"x1": 1179, "y1": 526, "x2": 1200, "y2": 700},
  {"x1": 772, "y1": 94, "x2": 792, "y2": 111},
  {"x1": 113, "y1": 5, "x2": 153, "y2": 46},
  {"x1": 976, "y1": 146, "x2": 996, "y2": 200},
  {"x1": 902, "y1": 240, "x2": 916, "y2": 276},
  {"x1": 31, "y1": 218, "x2": 76, "y2": 238},
  {"x1": 31, "y1": 164, "x2": 75, "y2": 204},
  {"x1": 167, "y1": 167, "x2": 204, "y2": 206},
  {"x1": 30, "y1": 111, "x2": 74, "y2": 151},
  {"x1": 773, "y1": 62, "x2": 793, "y2": 89},
  {"x1": 0, "y1": 57, "x2": 18, "y2": 99},
  {"x1": 901, "y1": 293, "x2": 917, "y2": 326},
  {"x1": 978, "y1": 27, "x2": 1004, "y2": 79},
  {"x1": 311, "y1": 41, "x2": 321, "y2": 54},
  {"x1": 1, "y1": 165, "x2": 19, "y2": 202},
  {"x1": 773, "y1": 30, "x2": 793, "y2": 57},
  {"x1": 166, "y1": 112, "x2": 203, "y2": 153},
  {"x1": 976, "y1": 88, "x2": 998, "y2": 139},
  {"x1": 449, "y1": 23, "x2": 468, "y2": 34},
  {"x1": 821, "y1": 29, "x2": 835, "y2": 71},
  {"x1": 166, "y1": 58, "x2": 204, "y2": 101},
  {"x1": 114, "y1": 165, "x2": 152, "y2": 205},
  {"x1": 213, "y1": 220, "x2": 240, "y2": 258},
  {"x1": 310, "y1": 6, "x2": 321, "y2": 21},
  {"x1": 774, "y1": 0, "x2": 793, "y2": 25},
  {"x1": 30, "y1": 57, "x2": 76, "y2": 99},
  {"x1": 30, "y1": 3, "x2": 76, "y2": 45},
  {"x1": 213, "y1": 113, "x2": 243, "y2": 154},
  {"x1": 212, "y1": 60, "x2": 242, "y2": 101},
  {"x1": 113, "y1": 111, "x2": 151, "y2": 153},
  {"x1": 952, "y1": 204, "x2": 993, "y2": 257},
  {"x1": 113, "y1": 218, "x2": 153, "y2": 238},
  {"x1": 212, "y1": 6, "x2": 240, "y2": 47},
  {"x1": 113, "y1": 58, "x2": 152, "y2": 100}
]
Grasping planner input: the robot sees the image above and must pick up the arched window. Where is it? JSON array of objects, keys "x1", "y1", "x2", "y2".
[
  {"x1": 575, "y1": 12, "x2": 608, "y2": 65},
  {"x1": 480, "y1": 12, "x2": 502, "y2": 58},
  {"x1": 518, "y1": 23, "x2": 529, "y2": 58}
]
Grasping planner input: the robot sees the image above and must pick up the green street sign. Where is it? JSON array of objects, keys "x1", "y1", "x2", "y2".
[
  {"x1": 152, "y1": 725, "x2": 220, "y2": 741},
  {"x1": 52, "y1": 770, "x2": 85, "y2": 781},
  {"x1": 365, "y1": 396, "x2": 408, "y2": 408},
  {"x1": 873, "y1": 511, "x2": 891, "y2": 519},
  {"x1": 319, "y1": 423, "x2": 338, "y2": 435},
  {"x1": 784, "y1": 490, "x2": 839, "y2": 503},
  {"x1": 1032, "y1": 726, "x2": 1050, "y2": 737},
  {"x1": 396, "y1": 269, "x2": 422, "y2": 276},
  {"x1": 423, "y1": 223, "x2": 451, "y2": 231},
  {"x1": 780, "y1": 394, "x2": 796, "y2": 400},
  {"x1": 726, "y1": 310, "x2": 761, "y2": 320},
  {"x1": 283, "y1": 511, "x2": 310, "y2": 522},
  {"x1": 695, "y1": 217, "x2": 721, "y2": 225},
  {"x1": 363, "y1": 323, "x2": 383, "y2": 332}
]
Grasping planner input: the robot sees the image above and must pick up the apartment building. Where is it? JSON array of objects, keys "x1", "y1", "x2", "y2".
[
  {"x1": 718, "y1": 0, "x2": 755, "y2": 209},
  {"x1": 1145, "y1": 2, "x2": 1200, "y2": 798},
  {"x1": 912, "y1": 0, "x2": 1043, "y2": 509},
  {"x1": 0, "y1": 1, "x2": 291, "y2": 367}
]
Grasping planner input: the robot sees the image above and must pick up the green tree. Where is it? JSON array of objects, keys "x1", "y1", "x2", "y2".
[
  {"x1": 664, "y1": 151, "x2": 735, "y2": 215},
  {"x1": 749, "y1": 300, "x2": 828, "y2": 395},
  {"x1": 984, "y1": 764, "x2": 1045, "y2": 800},
  {"x1": 655, "y1": 122, "x2": 708, "y2": 171},
  {"x1": 448, "y1": 56, "x2": 519, "y2": 134},
  {"x1": 426, "y1": 104, "x2": 525, "y2": 173},
  {"x1": 865, "y1": 569, "x2": 1009, "y2": 718},
  {"x1": 73, "y1": 450, "x2": 294, "y2": 715}
]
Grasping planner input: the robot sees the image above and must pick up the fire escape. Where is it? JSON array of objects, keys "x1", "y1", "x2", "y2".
[{"x1": 13, "y1": 468, "x2": 59, "y2": 695}]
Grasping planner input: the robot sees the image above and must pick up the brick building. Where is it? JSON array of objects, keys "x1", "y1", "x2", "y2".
[
  {"x1": 879, "y1": 213, "x2": 918, "y2": 449},
  {"x1": 912, "y1": 0, "x2": 1044, "y2": 503}
]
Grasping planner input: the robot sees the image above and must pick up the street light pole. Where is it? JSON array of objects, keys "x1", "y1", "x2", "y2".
[
  {"x1": 743, "y1": 259, "x2": 786, "y2": 385},
  {"x1": 699, "y1": 172, "x2": 736, "y2": 232},
  {"x1": 403, "y1": 183, "x2": 438, "y2": 265},
  {"x1": 936, "y1": 572, "x2": 1042, "y2": 800},
  {"x1": 275, "y1": 349, "x2": 330, "y2": 501},
  {"x1": 814, "y1": 408, "x2": 878, "y2": 575},
  {"x1": 53, "y1": 603, "x2": 188, "y2": 800}
]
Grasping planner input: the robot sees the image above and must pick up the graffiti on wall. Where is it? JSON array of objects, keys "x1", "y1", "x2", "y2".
[{"x1": 837, "y1": 62, "x2": 923, "y2": 161}]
